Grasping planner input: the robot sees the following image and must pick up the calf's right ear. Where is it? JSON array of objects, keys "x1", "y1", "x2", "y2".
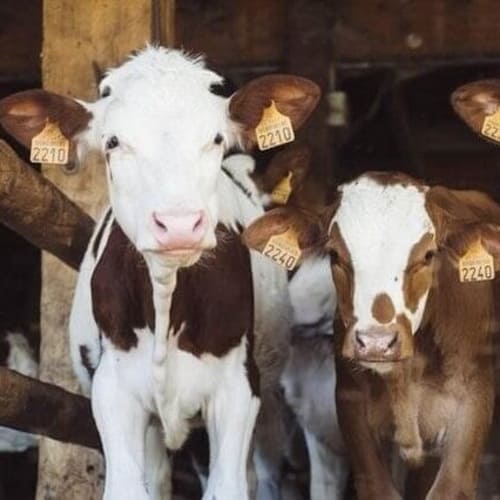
[
  {"x1": 0, "y1": 90, "x2": 92, "y2": 149},
  {"x1": 242, "y1": 206, "x2": 326, "y2": 257}
]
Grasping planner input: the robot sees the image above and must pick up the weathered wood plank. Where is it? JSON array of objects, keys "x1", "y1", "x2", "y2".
[
  {"x1": 0, "y1": 140, "x2": 94, "y2": 271},
  {"x1": 334, "y1": 0, "x2": 500, "y2": 62},
  {"x1": 0, "y1": 1, "x2": 42, "y2": 81},
  {"x1": 0, "y1": 367, "x2": 100, "y2": 450},
  {"x1": 176, "y1": 0, "x2": 286, "y2": 68}
]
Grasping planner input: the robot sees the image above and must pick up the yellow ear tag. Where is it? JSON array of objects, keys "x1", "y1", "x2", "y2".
[
  {"x1": 30, "y1": 121, "x2": 70, "y2": 165},
  {"x1": 270, "y1": 171, "x2": 293, "y2": 205},
  {"x1": 262, "y1": 227, "x2": 302, "y2": 271},
  {"x1": 255, "y1": 100, "x2": 295, "y2": 151},
  {"x1": 459, "y1": 240, "x2": 495, "y2": 282},
  {"x1": 481, "y1": 109, "x2": 500, "y2": 143}
]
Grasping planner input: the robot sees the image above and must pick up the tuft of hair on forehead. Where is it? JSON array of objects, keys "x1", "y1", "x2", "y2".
[
  {"x1": 336, "y1": 173, "x2": 429, "y2": 227},
  {"x1": 103, "y1": 45, "x2": 224, "y2": 91}
]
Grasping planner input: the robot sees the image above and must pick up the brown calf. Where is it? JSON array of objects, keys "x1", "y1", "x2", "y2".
[{"x1": 243, "y1": 171, "x2": 500, "y2": 499}]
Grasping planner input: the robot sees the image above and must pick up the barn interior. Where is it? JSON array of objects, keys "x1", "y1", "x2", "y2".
[{"x1": 1, "y1": 1, "x2": 500, "y2": 499}]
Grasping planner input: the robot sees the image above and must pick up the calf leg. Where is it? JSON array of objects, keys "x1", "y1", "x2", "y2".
[
  {"x1": 253, "y1": 390, "x2": 286, "y2": 500},
  {"x1": 92, "y1": 350, "x2": 152, "y2": 500},
  {"x1": 304, "y1": 429, "x2": 349, "y2": 500},
  {"x1": 204, "y1": 368, "x2": 260, "y2": 500},
  {"x1": 426, "y1": 378, "x2": 493, "y2": 500},
  {"x1": 336, "y1": 362, "x2": 401, "y2": 500},
  {"x1": 144, "y1": 420, "x2": 172, "y2": 500}
]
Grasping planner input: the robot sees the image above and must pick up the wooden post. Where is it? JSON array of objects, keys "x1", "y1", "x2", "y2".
[{"x1": 38, "y1": 2, "x2": 175, "y2": 498}]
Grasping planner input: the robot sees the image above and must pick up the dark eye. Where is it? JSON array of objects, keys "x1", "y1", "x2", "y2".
[
  {"x1": 106, "y1": 136, "x2": 119, "y2": 150},
  {"x1": 329, "y1": 249, "x2": 339, "y2": 265},
  {"x1": 101, "y1": 86, "x2": 111, "y2": 98},
  {"x1": 424, "y1": 249, "x2": 436, "y2": 264},
  {"x1": 214, "y1": 133, "x2": 223, "y2": 145}
]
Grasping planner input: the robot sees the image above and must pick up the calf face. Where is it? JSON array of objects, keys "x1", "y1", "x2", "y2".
[
  {"x1": 0, "y1": 47, "x2": 319, "y2": 268},
  {"x1": 244, "y1": 171, "x2": 500, "y2": 372}
]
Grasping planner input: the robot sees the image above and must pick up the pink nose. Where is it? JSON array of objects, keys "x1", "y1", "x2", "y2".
[{"x1": 151, "y1": 210, "x2": 208, "y2": 250}]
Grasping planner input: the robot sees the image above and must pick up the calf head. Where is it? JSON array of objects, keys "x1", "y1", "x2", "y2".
[
  {"x1": 0, "y1": 47, "x2": 319, "y2": 270},
  {"x1": 244, "y1": 172, "x2": 500, "y2": 373}
]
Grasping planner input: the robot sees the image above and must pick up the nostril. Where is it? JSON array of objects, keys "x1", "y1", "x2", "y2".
[
  {"x1": 193, "y1": 212, "x2": 204, "y2": 232},
  {"x1": 355, "y1": 331, "x2": 365, "y2": 348},
  {"x1": 387, "y1": 333, "x2": 398, "y2": 349},
  {"x1": 153, "y1": 213, "x2": 167, "y2": 231}
]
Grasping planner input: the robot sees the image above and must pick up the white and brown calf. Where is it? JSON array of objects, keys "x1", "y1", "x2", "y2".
[
  {"x1": 0, "y1": 47, "x2": 320, "y2": 500},
  {"x1": 244, "y1": 171, "x2": 500, "y2": 499},
  {"x1": 283, "y1": 257, "x2": 349, "y2": 500},
  {"x1": 0, "y1": 330, "x2": 38, "y2": 452}
]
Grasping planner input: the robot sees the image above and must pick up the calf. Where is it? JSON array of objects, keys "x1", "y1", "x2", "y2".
[
  {"x1": 244, "y1": 171, "x2": 500, "y2": 499},
  {"x1": 0, "y1": 330, "x2": 38, "y2": 452},
  {"x1": 0, "y1": 46, "x2": 320, "y2": 500},
  {"x1": 283, "y1": 257, "x2": 348, "y2": 500}
]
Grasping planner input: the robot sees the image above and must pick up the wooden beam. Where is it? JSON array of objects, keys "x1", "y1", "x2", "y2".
[
  {"x1": 0, "y1": 140, "x2": 94, "y2": 270},
  {"x1": 0, "y1": 368, "x2": 100, "y2": 450},
  {"x1": 38, "y1": 1, "x2": 175, "y2": 498},
  {"x1": 333, "y1": 0, "x2": 500, "y2": 62}
]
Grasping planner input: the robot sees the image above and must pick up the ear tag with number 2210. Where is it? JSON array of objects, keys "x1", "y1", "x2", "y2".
[
  {"x1": 256, "y1": 101, "x2": 295, "y2": 151},
  {"x1": 30, "y1": 121, "x2": 70, "y2": 165}
]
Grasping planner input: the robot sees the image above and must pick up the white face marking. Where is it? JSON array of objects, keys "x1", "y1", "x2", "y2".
[
  {"x1": 333, "y1": 176, "x2": 435, "y2": 334},
  {"x1": 85, "y1": 48, "x2": 241, "y2": 261}
]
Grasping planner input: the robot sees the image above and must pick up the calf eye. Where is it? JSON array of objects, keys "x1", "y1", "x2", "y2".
[
  {"x1": 424, "y1": 249, "x2": 436, "y2": 264},
  {"x1": 101, "y1": 86, "x2": 111, "y2": 98},
  {"x1": 329, "y1": 249, "x2": 339, "y2": 265},
  {"x1": 214, "y1": 133, "x2": 223, "y2": 145},
  {"x1": 106, "y1": 136, "x2": 120, "y2": 150}
]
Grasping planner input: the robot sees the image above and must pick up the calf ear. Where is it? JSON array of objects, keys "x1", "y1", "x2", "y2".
[
  {"x1": 229, "y1": 75, "x2": 320, "y2": 149},
  {"x1": 242, "y1": 206, "x2": 325, "y2": 256},
  {"x1": 451, "y1": 80, "x2": 500, "y2": 141},
  {"x1": 427, "y1": 186, "x2": 500, "y2": 271},
  {"x1": 258, "y1": 143, "x2": 311, "y2": 199},
  {"x1": 0, "y1": 90, "x2": 92, "y2": 149}
]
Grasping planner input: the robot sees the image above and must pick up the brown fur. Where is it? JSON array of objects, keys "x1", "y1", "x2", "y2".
[
  {"x1": 229, "y1": 75, "x2": 320, "y2": 150},
  {"x1": 371, "y1": 293, "x2": 395, "y2": 324},
  {"x1": 91, "y1": 221, "x2": 258, "y2": 391},
  {"x1": 403, "y1": 232, "x2": 435, "y2": 313},
  {"x1": 0, "y1": 89, "x2": 92, "y2": 149},
  {"x1": 334, "y1": 178, "x2": 500, "y2": 499},
  {"x1": 451, "y1": 79, "x2": 500, "y2": 143}
]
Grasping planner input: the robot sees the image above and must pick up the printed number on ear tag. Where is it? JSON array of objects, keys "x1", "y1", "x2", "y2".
[
  {"x1": 256, "y1": 101, "x2": 295, "y2": 151},
  {"x1": 270, "y1": 171, "x2": 293, "y2": 205},
  {"x1": 30, "y1": 121, "x2": 70, "y2": 165},
  {"x1": 481, "y1": 110, "x2": 500, "y2": 143},
  {"x1": 459, "y1": 240, "x2": 495, "y2": 283},
  {"x1": 262, "y1": 228, "x2": 301, "y2": 271}
]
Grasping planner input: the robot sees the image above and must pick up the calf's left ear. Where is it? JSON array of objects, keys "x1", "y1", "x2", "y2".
[
  {"x1": 451, "y1": 80, "x2": 500, "y2": 141},
  {"x1": 0, "y1": 90, "x2": 92, "y2": 149},
  {"x1": 450, "y1": 223, "x2": 500, "y2": 271},
  {"x1": 229, "y1": 75, "x2": 321, "y2": 150},
  {"x1": 242, "y1": 206, "x2": 325, "y2": 257}
]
